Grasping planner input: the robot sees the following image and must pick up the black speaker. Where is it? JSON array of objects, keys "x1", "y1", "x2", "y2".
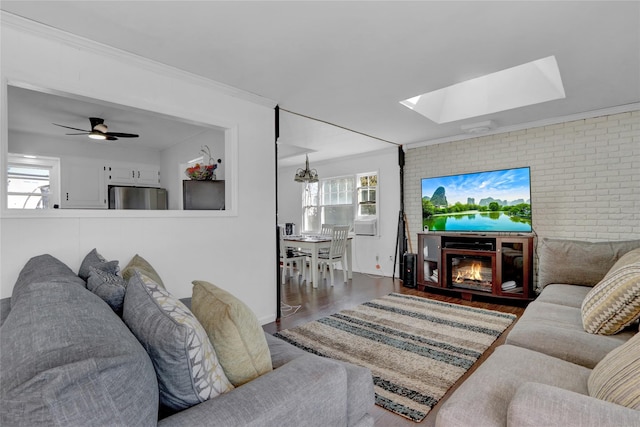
[{"x1": 402, "y1": 253, "x2": 416, "y2": 288}]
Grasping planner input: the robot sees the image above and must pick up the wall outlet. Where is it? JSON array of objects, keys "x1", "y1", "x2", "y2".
[{"x1": 389, "y1": 255, "x2": 393, "y2": 261}]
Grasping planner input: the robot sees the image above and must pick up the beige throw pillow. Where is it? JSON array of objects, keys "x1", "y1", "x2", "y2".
[
  {"x1": 122, "y1": 254, "x2": 165, "y2": 288},
  {"x1": 588, "y1": 332, "x2": 640, "y2": 409},
  {"x1": 581, "y1": 248, "x2": 640, "y2": 335},
  {"x1": 191, "y1": 280, "x2": 273, "y2": 386}
]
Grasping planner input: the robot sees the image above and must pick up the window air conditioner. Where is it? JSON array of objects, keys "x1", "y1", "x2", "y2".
[{"x1": 354, "y1": 219, "x2": 377, "y2": 236}]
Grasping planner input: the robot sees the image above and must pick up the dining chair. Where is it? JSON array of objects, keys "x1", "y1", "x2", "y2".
[
  {"x1": 320, "y1": 223, "x2": 334, "y2": 236},
  {"x1": 279, "y1": 230, "x2": 306, "y2": 284},
  {"x1": 318, "y1": 225, "x2": 350, "y2": 285}
]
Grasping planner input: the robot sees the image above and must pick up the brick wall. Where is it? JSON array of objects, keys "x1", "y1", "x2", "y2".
[{"x1": 405, "y1": 110, "x2": 640, "y2": 244}]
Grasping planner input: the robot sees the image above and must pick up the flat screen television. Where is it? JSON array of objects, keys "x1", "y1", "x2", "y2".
[{"x1": 421, "y1": 167, "x2": 532, "y2": 233}]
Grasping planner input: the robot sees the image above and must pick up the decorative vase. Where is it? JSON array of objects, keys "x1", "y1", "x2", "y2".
[{"x1": 185, "y1": 163, "x2": 216, "y2": 180}]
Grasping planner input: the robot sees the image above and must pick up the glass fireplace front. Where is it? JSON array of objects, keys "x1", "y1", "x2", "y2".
[{"x1": 447, "y1": 253, "x2": 493, "y2": 293}]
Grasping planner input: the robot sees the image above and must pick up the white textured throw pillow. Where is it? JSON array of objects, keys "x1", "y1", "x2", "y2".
[{"x1": 581, "y1": 248, "x2": 640, "y2": 335}]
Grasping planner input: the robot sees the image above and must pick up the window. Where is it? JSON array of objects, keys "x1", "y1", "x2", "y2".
[
  {"x1": 7, "y1": 155, "x2": 60, "y2": 209},
  {"x1": 357, "y1": 173, "x2": 377, "y2": 218},
  {"x1": 301, "y1": 171, "x2": 378, "y2": 233}
]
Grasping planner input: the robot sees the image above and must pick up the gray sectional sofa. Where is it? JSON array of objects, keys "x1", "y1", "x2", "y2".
[
  {"x1": 0, "y1": 254, "x2": 375, "y2": 426},
  {"x1": 436, "y1": 238, "x2": 640, "y2": 427}
]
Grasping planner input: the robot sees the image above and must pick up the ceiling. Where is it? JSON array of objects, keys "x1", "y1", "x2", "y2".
[
  {"x1": 7, "y1": 85, "x2": 221, "y2": 151},
  {"x1": 2, "y1": 1, "x2": 639, "y2": 168}
]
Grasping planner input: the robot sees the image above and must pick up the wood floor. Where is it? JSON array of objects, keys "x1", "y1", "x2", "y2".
[{"x1": 263, "y1": 271, "x2": 528, "y2": 427}]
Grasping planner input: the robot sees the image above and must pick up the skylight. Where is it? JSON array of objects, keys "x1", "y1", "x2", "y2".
[{"x1": 400, "y1": 56, "x2": 565, "y2": 124}]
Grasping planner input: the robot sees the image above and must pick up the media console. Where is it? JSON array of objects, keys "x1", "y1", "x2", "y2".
[{"x1": 417, "y1": 232, "x2": 534, "y2": 301}]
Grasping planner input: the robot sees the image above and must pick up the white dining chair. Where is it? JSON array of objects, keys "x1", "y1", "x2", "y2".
[
  {"x1": 318, "y1": 225, "x2": 350, "y2": 285},
  {"x1": 320, "y1": 223, "x2": 334, "y2": 236},
  {"x1": 279, "y1": 231, "x2": 306, "y2": 284}
]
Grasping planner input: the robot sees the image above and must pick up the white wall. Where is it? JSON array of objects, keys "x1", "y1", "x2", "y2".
[
  {"x1": 278, "y1": 147, "x2": 401, "y2": 277},
  {"x1": 404, "y1": 110, "x2": 640, "y2": 247},
  {"x1": 1, "y1": 15, "x2": 278, "y2": 323}
]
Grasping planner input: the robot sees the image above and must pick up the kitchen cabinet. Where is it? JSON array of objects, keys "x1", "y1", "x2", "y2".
[
  {"x1": 106, "y1": 163, "x2": 160, "y2": 187},
  {"x1": 60, "y1": 158, "x2": 107, "y2": 209}
]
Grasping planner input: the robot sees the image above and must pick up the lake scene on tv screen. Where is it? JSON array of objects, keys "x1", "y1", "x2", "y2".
[{"x1": 421, "y1": 167, "x2": 532, "y2": 233}]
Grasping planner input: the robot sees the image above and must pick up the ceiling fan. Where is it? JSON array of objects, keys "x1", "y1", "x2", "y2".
[{"x1": 53, "y1": 117, "x2": 139, "y2": 141}]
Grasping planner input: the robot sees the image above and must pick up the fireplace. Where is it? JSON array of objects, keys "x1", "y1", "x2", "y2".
[{"x1": 446, "y1": 253, "x2": 494, "y2": 293}]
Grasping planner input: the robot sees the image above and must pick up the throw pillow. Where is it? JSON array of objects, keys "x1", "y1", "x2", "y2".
[
  {"x1": 87, "y1": 266, "x2": 127, "y2": 314},
  {"x1": 11, "y1": 254, "x2": 86, "y2": 306},
  {"x1": 123, "y1": 271, "x2": 233, "y2": 410},
  {"x1": 122, "y1": 254, "x2": 165, "y2": 289},
  {"x1": 1, "y1": 276, "x2": 158, "y2": 426},
  {"x1": 78, "y1": 248, "x2": 119, "y2": 281},
  {"x1": 191, "y1": 280, "x2": 273, "y2": 386},
  {"x1": 581, "y1": 248, "x2": 640, "y2": 335},
  {"x1": 588, "y1": 332, "x2": 640, "y2": 409}
]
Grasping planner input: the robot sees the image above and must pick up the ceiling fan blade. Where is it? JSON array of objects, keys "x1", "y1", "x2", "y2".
[
  {"x1": 105, "y1": 132, "x2": 139, "y2": 138},
  {"x1": 53, "y1": 123, "x2": 91, "y2": 132},
  {"x1": 105, "y1": 136, "x2": 118, "y2": 141}
]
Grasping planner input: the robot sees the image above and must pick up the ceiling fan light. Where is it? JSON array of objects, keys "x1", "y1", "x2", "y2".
[
  {"x1": 93, "y1": 123, "x2": 108, "y2": 133},
  {"x1": 88, "y1": 132, "x2": 107, "y2": 140}
]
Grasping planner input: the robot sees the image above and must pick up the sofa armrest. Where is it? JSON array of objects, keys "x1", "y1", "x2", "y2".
[
  {"x1": 158, "y1": 354, "x2": 349, "y2": 427},
  {"x1": 507, "y1": 382, "x2": 640, "y2": 427}
]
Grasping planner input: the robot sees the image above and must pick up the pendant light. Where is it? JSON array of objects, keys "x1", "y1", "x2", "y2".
[{"x1": 294, "y1": 154, "x2": 319, "y2": 183}]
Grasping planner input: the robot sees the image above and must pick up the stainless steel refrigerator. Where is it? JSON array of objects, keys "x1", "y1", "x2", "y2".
[{"x1": 108, "y1": 186, "x2": 168, "y2": 210}]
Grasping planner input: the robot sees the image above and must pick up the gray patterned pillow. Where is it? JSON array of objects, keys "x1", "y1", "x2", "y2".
[
  {"x1": 78, "y1": 248, "x2": 119, "y2": 281},
  {"x1": 123, "y1": 271, "x2": 233, "y2": 410},
  {"x1": 87, "y1": 267, "x2": 127, "y2": 314}
]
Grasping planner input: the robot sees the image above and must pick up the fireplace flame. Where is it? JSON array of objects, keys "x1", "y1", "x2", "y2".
[{"x1": 455, "y1": 262, "x2": 484, "y2": 283}]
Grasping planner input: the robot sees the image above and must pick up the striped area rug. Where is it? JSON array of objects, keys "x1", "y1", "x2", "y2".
[{"x1": 274, "y1": 293, "x2": 517, "y2": 422}]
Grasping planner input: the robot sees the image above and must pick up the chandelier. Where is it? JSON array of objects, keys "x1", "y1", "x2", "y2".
[{"x1": 294, "y1": 154, "x2": 319, "y2": 183}]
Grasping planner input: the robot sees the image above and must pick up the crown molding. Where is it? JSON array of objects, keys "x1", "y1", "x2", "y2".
[
  {"x1": 405, "y1": 102, "x2": 640, "y2": 150},
  {"x1": 0, "y1": 11, "x2": 277, "y2": 109}
]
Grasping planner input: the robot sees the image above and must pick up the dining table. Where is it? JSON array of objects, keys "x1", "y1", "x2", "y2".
[{"x1": 282, "y1": 234, "x2": 353, "y2": 288}]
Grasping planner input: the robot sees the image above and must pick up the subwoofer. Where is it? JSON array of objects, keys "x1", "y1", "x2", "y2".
[{"x1": 402, "y1": 253, "x2": 416, "y2": 288}]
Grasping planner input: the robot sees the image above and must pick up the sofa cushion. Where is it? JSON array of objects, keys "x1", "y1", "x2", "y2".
[
  {"x1": 508, "y1": 382, "x2": 640, "y2": 427},
  {"x1": 78, "y1": 248, "x2": 119, "y2": 281},
  {"x1": 87, "y1": 266, "x2": 127, "y2": 314},
  {"x1": 122, "y1": 254, "x2": 165, "y2": 288},
  {"x1": 11, "y1": 254, "x2": 86, "y2": 306},
  {"x1": 534, "y1": 284, "x2": 591, "y2": 308},
  {"x1": 588, "y1": 332, "x2": 640, "y2": 409},
  {"x1": 1, "y1": 268, "x2": 158, "y2": 426},
  {"x1": 191, "y1": 280, "x2": 273, "y2": 387},
  {"x1": 123, "y1": 272, "x2": 233, "y2": 410},
  {"x1": 581, "y1": 248, "x2": 640, "y2": 335},
  {"x1": 505, "y1": 301, "x2": 634, "y2": 368},
  {"x1": 537, "y1": 238, "x2": 640, "y2": 290},
  {"x1": 435, "y1": 344, "x2": 591, "y2": 427}
]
